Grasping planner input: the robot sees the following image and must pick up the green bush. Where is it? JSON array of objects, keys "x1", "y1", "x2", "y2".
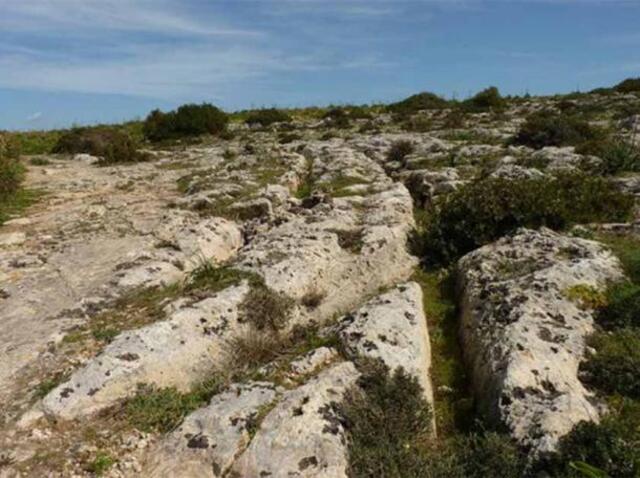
[
  {"x1": 513, "y1": 111, "x2": 603, "y2": 150},
  {"x1": 454, "y1": 433, "x2": 526, "y2": 478},
  {"x1": 143, "y1": 103, "x2": 228, "y2": 142},
  {"x1": 340, "y1": 359, "x2": 526, "y2": 478},
  {"x1": 548, "y1": 400, "x2": 640, "y2": 478},
  {"x1": 0, "y1": 134, "x2": 24, "y2": 198},
  {"x1": 581, "y1": 329, "x2": 640, "y2": 398},
  {"x1": 388, "y1": 91, "x2": 450, "y2": 115},
  {"x1": 577, "y1": 138, "x2": 640, "y2": 175},
  {"x1": 52, "y1": 127, "x2": 146, "y2": 165},
  {"x1": 245, "y1": 108, "x2": 291, "y2": 127},
  {"x1": 615, "y1": 77, "x2": 640, "y2": 94},
  {"x1": 598, "y1": 234, "x2": 640, "y2": 284},
  {"x1": 323, "y1": 108, "x2": 351, "y2": 129},
  {"x1": 386, "y1": 140, "x2": 414, "y2": 163},
  {"x1": 340, "y1": 360, "x2": 434, "y2": 478},
  {"x1": 239, "y1": 285, "x2": 295, "y2": 332},
  {"x1": 597, "y1": 282, "x2": 640, "y2": 330},
  {"x1": 345, "y1": 105, "x2": 374, "y2": 120},
  {"x1": 419, "y1": 173, "x2": 633, "y2": 266},
  {"x1": 462, "y1": 87, "x2": 506, "y2": 112}
]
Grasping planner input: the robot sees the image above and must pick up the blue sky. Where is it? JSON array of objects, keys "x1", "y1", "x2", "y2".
[{"x1": 1, "y1": 0, "x2": 639, "y2": 130}]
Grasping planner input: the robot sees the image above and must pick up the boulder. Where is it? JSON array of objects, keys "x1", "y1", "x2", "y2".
[
  {"x1": 457, "y1": 228, "x2": 624, "y2": 455},
  {"x1": 143, "y1": 382, "x2": 280, "y2": 478},
  {"x1": 338, "y1": 282, "x2": 435, "y2": 411},
  {"x1": 231, "y1": 362, "x2": 359, "y2": 478}
]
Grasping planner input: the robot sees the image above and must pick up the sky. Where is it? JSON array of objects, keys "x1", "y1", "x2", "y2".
[{"x1": 1, "y1": 0, "x2": 639, "y2": 131}]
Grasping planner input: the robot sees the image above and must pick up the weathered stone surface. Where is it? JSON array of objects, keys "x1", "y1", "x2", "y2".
[
  {"x1": 490, "y1": 164, "x2": 545, "y2": 180},
  {"x1": 35, "y1": 144, "x2": 416, "y2": 421},
  {"x1": 397, "y1": 168, "x2": 464, "y2": 207},
  {"x1": 338, "y1": 282, "x2": 434, "y2": 410},
  {"x1": 41, "y1": 284, "x2": 251, "y2": 420},
  {"x1": 0, "y1": 154, "x2": 241, "y2": 405},
  {"x1": 231, "y1": 362, "x2": 359, "y2": 478},
  {"x1": 288, "y1": 347, "x2": 339, "y2": 378},
  {"x1": 457, "y1": 228, "x2": 624, "y2": 455},
  {"x1": 143, "y1": 382, "x2": 280, "y2": 478}
]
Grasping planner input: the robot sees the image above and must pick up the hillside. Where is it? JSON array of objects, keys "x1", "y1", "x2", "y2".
[{"x1": 1, "y1": 81, "x2": 640, "y2": 477}]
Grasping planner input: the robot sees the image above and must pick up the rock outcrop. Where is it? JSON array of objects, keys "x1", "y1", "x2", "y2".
[
  {"x1": 457, "y1": 228, "x2": 624, "y2": 455},
  {"x1": 35, "y1": 144, "x2": 417, "y2": 421},
  {"x1": 338, "y1": 282, "x2": 435, "y2": 410}
]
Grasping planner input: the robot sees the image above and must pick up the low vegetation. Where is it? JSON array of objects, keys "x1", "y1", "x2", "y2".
[
  {"x1": 0, "y1": 133, "x2": 38, "y2": 225},
  {"x1": 581, "y1": 328, "x2": 640, "y2": 398},
  {"x1": 340, "y1": 360, "x2": 434, "y2": 477},
  {"x1": 185, "y1": 261, "x2": 262, "y2": 294},
  {"x1": 245, "y1": 108, "x2": 291, "y2": 127},
  {"x1": 596, "y1": 282, "x2": 640, "y2": 330},
  {"x1": 547, "y1": 399, "x2": 640, "y2": 478},
  {"x1": 52, "y1": 127, "x2": 147, "y2": 165},
  {"x1": 124, "y1": 377, "x2": 224, "y2": 433},
  {"x1": 461, "y1": 86, "x2": 506, "y2": 112},
  {"x1": 614, "y1": 77, "x2": 640, "y2": 93},
  {"x1": 417, "y1": 173, "x2": 633, "y2": 266},
  {"x1": 513, "y1": 111, "x2": 603, "y2": 149},
  {"x1": 85, "y1": 452, "x2": 116, "y2": 476},
  {"x1": 322, "y1": 107, "x2": 352, "y2": 129},
  {"x1": 559, "y1": 231, "x2": 640, "y2": 477},
  {"x1": 341, "y1": 359, "x2": 527, "y2": 478},
  {"x1": 386, "y1": 140, "x2": 415, "y2": 163},
  {"x1": 239, "y1": 285, "x2": 295, "y2": 332},
  {"x1": 578, "y1": 137, "x2": 640, "y2": 175},
  {"x1": 388, "y1": 91, "x2": 450, "y2": 115},
  {"x1": 411, "y1": 268, "x2": 472, "y2": 436},
  {"x1": 0, "y1": 134, "x2": 24, "y2": 199},
  {"x1": 143, "y1": 103, "x2": 228, "y2": 142}
]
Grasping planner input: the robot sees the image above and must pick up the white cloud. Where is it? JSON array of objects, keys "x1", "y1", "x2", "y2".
[
  {"x1": 0, "y1": 43, "x2": 389, "y2": 99},
  {"x1": 0, "y1": 0, "x2": 395, "y2": 100},
  {"x1": 0, "y1": 0, "x2": 259, "y2": 37},
  {"x1": 26, "y1": 112, "x2": 43, "y2": 122}
]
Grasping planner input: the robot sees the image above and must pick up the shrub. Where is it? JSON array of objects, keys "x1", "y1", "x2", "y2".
[
  {"x1": 615, "y1": 77, "x2": 640, "y2": 94},
  {"x1": 239, "y1": 285, "x2": 295, "y2": 331},
  {"x1": 462, "y1": 87, "x2": 506, "y2": 112},
  {"x1": 455, "y1": 433, "x2": 526, "y2": 478},
  {"x1": 597, "y1": 282, "x2": 640, "y2": 330},
  {"x1": 0, "y1": 134, "x2": 24, "y2": 198},
  {"x1": 345, "y1": 105, "x2": 374, "y2": 120},
  {"x1": 580, "y1": 329, "x2": 640, "y2": 398},
  {"x1": 340, "y1": 360, "x2": 434, "y2": 478},
  {"x1": 577, "y1": 138, "x2": 640, "y2": 175},
  {"x1": 598, "y1": 234, "x2": 640, "y2": 284},
  {"x1": 513, "y1": 111, "x2": 603, "y2": 150},
  {"x1": 323, "y1": 108, "x2": 351, "y2": 129},
  {"x1": 245, "y1": 108, "x2": 291, "y2": 127},
  {"x1": 388, "y1": 91, "x2": 450, "y2": 115},
  {"x1": 548, "y1": 400, "x2": 640, "y2": 478},
  {"x1": 386, "y1": 140, "x2": 415, "y2": 163},
  {"x1": 419, "y1": 173, "x2": 633, "y2": 266},
  {"x1": 442, "y1": 109, "x2": 467, "y2": 129},
  {"x1": 52, "y1": 127, "x2": 146, "y2": 165},
  {"x1": 222, "y1": 329, "x2": 288, "y2": 373},
  {"x1": 340, "y1": 359, "x2": 526, "y2": 478},
  {"x1": 143, "y1": 103, "x2": 228, "y2": 142}
]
